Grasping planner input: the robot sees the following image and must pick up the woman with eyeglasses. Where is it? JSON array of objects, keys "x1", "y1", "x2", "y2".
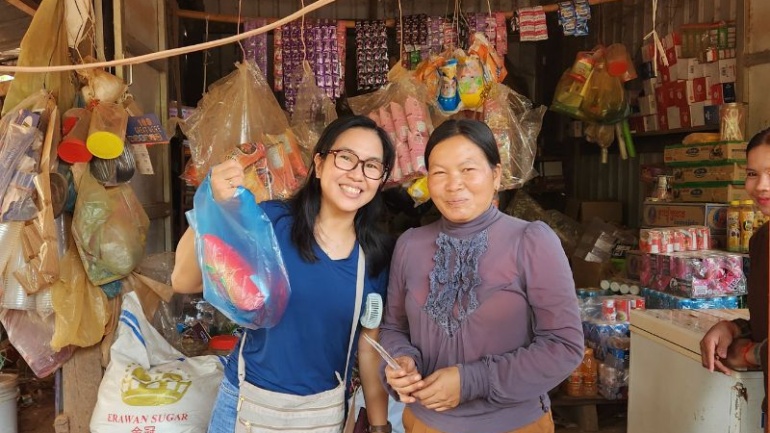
[{"x1": 172, "y1": 115, "x2": 397, "y2": 433}]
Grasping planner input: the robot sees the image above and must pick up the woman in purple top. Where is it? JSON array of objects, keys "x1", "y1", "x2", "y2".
[{"x1": 380, "y1": 119, "x2": 584, "y2": 433}]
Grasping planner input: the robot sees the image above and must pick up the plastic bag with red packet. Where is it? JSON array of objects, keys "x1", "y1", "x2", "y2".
[
  {"x1": 188, "y1": 173, "x2": 292, "y2": 329},
  {"x1": 180, "y1": 60, "x2": 292, "y2": 186}
]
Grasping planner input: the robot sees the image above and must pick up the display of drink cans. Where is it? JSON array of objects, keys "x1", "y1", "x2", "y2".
[
  {"x1": 601, "y1": 299, "x2": 616, "y2": 321},
  {"x1": 696, "y1": 226, "x2": 710, "y2": 250}
]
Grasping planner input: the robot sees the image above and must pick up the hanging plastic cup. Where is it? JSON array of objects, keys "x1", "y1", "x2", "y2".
[
  {"x1": 57, "y1": 108, "x2": 93, "y2": 163},
  {"x1": 86, "y1": 102, "x2": 128, "y2": 159},
  {"x1": 605, "y1": 43, "x2": 630, "y2": 77},
  {"x1": 1, "y1": 243, "x2": 35, "y2": 311},
  {"x1": 720, "y1": 102, "x2": 747, "y2": 141}
]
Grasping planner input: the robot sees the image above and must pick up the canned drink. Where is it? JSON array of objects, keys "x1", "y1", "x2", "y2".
[
  {"x1": 686, "y1": 227, "x2": 699, "y2": 251},
  {"x1": 696, "y1": 227, "x2": 710, "y2": 250},
  {"x1": 672, "y1": 229, "x2": 685, "y2": 252},
  {"x1": 602, "y1": 299, "x2": 617, "y2": 322},
  {"x1": 615, "y1": 299, "x2": 631, "y2": 321},
  {"x1": 660, "y1": 229, "x2": 674, "y2": 254},
  {"x1": 648, "y1": 230, "x2": 662, "y2": 254}
]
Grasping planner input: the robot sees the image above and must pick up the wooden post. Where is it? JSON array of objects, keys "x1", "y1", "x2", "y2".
[{"x1": 60, "y1": 345, "x2": 103, "y2": 433}]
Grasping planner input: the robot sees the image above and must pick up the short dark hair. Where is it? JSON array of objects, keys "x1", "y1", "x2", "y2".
[
  {"x1": 288, "y1": 115, "x2": 396, "y2": 276},
  {"x1": 424, "y1": 119, "x2": 501, "y2": 170},
  {"x1": 747, "y1": 127, "x2": 770, "y2": 154}
]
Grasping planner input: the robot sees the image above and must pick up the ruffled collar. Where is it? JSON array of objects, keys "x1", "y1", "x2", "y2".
[{"x1": 437, "y1": 205, "x2": 502, "y2": 238}]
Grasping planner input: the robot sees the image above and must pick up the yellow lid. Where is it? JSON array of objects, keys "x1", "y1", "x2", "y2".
[
  {"x1": 743, "y1": 200, "x2": 755, "y2": 205},
  {"x1": 730, "y1": 200, "x2": 741, "y2": 206},
  {"x1": 86, "y1": 131, "x2": 125, "y2": 159}
]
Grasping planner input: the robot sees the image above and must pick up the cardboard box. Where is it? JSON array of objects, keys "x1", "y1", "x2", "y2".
[
  {"x1": 686, "y1": 77, "x2": 709, "y2": 104},
  {"x1": 639, "y1": 95, "x2": 657, "y2": 116},
  {"x1": 642, "y1": 114, "x2": 659, "y2": 132},
  {"x1": 717, "y1": 58, "x2": 737, "y2": 83},
  {"x1": 710, "y1": 82, "x2": 736, "y2": 104},
  {"x1": 679, "y1": 106, "x2": 692, "y2": 129},
  {"x1": 659, "y1": 64, "x2": 672, "y2": 83},
  {"x1": 672, "y1": 162, "x2": 746, "y2": 183},
  {"x1": 657, "y1": 111, "x2": 669, "y2": 131},
  {"x1": 664, "y1": 142, "x2": 747, "y2": 165},
  {"x1": 655, "y1": 85, "x2": 670, "y2": 107},
  {"x1": 628, "y1": 115, "x2": 645, "y2": 133},
  {"x1": 642, "y1": 78, "x2": 658, "y2": 96},
  {"x1": 672, "y1": 182, "x2": 749, "y2": 203},
  {"x1": 690, "y1": 102, "x2": 706, "y2": 127},
  {"x1": 641, "y1": 202, "x2": 728, "y2": 233},
  {"x1": 566, "y1": 200, "x2": 624, "y2": 225},
  {"x1": 667, "y1": 106, "x2": 682, "y2": 130},
  {"x1": 571, "y1": 257, "x2": 613, "y2": 289},
  {"x1": 639, "y1": 61, "x2": 656, "y2": 80},
  {"x1": 704, "y1": 104, "x2": 721, "y2": 126}
]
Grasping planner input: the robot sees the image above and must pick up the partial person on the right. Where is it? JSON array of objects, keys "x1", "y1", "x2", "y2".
[{"x1": 700, "y1": 127, "x2": 770, "y2": 408}]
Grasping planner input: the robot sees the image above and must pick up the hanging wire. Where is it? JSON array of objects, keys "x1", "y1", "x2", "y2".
[
  {"x1": 236, "y1": 0, "x2": 247, "y2": 59},
  {"x1": 202, "y1": 16, "x2": 209, "y2": 97},
  {"x1": 0, "y1": 0, "x2": 336, "y2": 73},
  {"x1": 301, "y1": 0, "x2": 308, "y2": 62},
  {"x1": 397, "y1": 0, "x2": 404, "y2": 62}
]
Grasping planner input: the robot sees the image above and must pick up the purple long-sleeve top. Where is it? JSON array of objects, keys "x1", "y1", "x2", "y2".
[{"x1": 379, "y1": 206, "x2": 584, "y2": 433}]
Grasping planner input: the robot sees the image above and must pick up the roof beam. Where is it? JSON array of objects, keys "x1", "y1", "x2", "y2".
[{"x1": 5, "y1": 0, "x2": 37, "y2": 16}]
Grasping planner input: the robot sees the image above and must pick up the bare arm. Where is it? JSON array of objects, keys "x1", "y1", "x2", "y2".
[
  {"x1": 171, "y1": 160, "x2": 245, "y2": 295},
  {"x1": 171, "y1": 227, "x2": 203, "y2": 294},
  {"x1": 358, "y1": 327, "x2": 389, "y2": 427}
]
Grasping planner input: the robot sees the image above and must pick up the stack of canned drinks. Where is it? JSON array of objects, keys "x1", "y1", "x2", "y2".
[{"x1": 640, "y1": 287, "x2": 743, "y2": 310}]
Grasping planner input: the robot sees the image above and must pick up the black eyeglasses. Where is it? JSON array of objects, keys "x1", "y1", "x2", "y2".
[{"x1": 325, "y1": 149, "x2": 387, "y2": 180}]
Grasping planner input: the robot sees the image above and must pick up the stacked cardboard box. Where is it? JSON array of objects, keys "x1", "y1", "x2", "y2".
[
  {"x1": 628, "y1": 23, "x2": 737, "y2": 134},
  {"x1": 664, "y1": 141, "x2": 748, "y2": 205}
]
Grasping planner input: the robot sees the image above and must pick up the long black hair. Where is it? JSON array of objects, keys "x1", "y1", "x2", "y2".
[
  {"x1": 288, "y1": 115, "x2": 396, "y2": 276},
  {"x1": 424, "y1": 119, "x2": 501, "y2": 170}
]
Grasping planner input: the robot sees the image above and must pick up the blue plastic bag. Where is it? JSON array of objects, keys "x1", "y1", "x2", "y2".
[{"x1": 187, "y1": 176, "x2": 291, "y2": 329}]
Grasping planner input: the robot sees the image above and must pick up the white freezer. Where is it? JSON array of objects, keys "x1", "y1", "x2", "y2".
[{"x1": 628, "y1": 309, "x2": 764, "y2": 433}]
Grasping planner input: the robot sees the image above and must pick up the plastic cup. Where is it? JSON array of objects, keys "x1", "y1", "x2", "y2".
[
  {"x1": 86, "y1": 102, "x2": 128, "y2": 159},
  {"x1": 605, "y1": 43, "x2": 630, "y2": 77},
  {"x1": 720, "y1": 102, "x2": 747, "y2": 141},
  {"x1": 58, "y1": 108, "x2": 93, "y2": 163}
]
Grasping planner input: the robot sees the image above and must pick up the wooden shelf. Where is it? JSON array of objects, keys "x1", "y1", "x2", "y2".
[{"x1": 632, "y1": 125, "x2": 719, "y2": 138}]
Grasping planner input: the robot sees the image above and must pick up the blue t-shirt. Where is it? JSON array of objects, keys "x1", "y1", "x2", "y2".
[{"x1": 223, "y1": 200, "x2": 388, "y2": 395}]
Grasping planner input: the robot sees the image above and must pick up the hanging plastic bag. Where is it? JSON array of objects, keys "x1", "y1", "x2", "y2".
[
  {"x1": 90, "y1": 292, "x2": 224, "y2": 433},
  {"x1": 0, "y1": 308, "x2": 75, "y2": 378},
  {"x1": 3, "y1": 0, "x2": 76, "y2": 117},
  {"x1": 349, "y1": 66, "x2": 435, "y2": 185},
  {"x1": 180, "y1": 60, "x2": 292, "y2": 186},
  {"x1": 50, "y1": 241, "x2": 110, "y2": 350},
  {"x1": 72, "y1": 170, "x2": 150, "y2": 285},
  {"x1": 187, "y1": 175, "x2": 291, "y2": 329},
  {"x1": 482, "y1": 82, "x2": 545, "y2": 190},
  {"x1": 0, "y1": 91, "x2": 52, "y2": 222},
  {"x1": 14, "y1": 104, "x2": 61, "y2": 294},
  {"x1": 291, "y1": 62, "x2": 338, "y2": 154}
]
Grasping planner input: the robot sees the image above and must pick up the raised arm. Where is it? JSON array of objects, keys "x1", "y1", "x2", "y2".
[{"x1": 171, "y1": 227, "x2": 203, "y2": 294}]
